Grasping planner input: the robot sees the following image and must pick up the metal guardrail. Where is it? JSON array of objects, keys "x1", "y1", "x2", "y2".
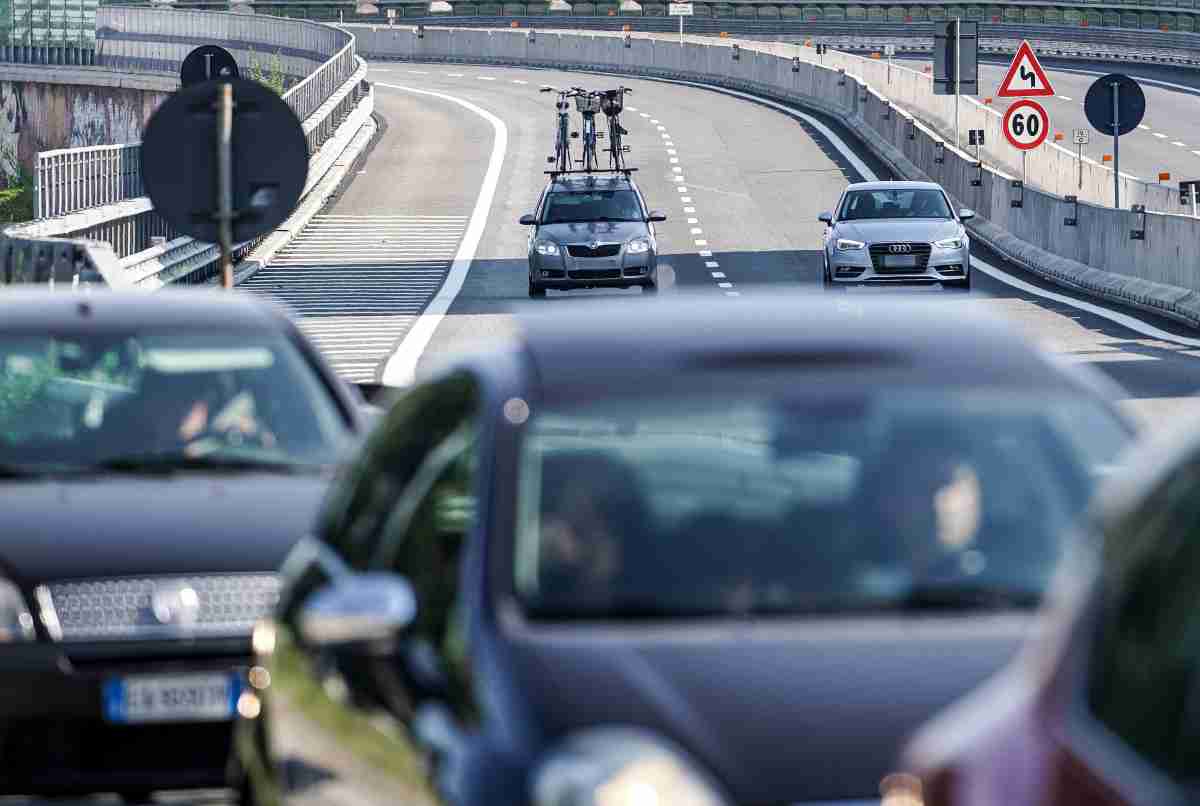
[
  {"x1": 0, "y1": 236, "x2": 123, "y2": 287},
  {"x1": 35, "y1": 143, "x2": 143, "y2": 221}
]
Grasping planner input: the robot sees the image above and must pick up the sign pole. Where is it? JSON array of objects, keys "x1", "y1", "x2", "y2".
[
  {"x1": 1078, "y1": 141, "x2": 1083, "y2": 189},
  {"x1": 679, "y1": 12, "x2": 683, "y2": 45},
  {"x1": 217, "y1": 81, "x2": 234, "y2": 290},
  {"x1": 1111, "y1": 80, "x2": 1120, "y2": 210},
  {"x1": 1193, "y1": 182, "x2": 1197, "y2": 219},
  {"x1": 954, "y1": 17, "x2": 961, "y2": 148}
]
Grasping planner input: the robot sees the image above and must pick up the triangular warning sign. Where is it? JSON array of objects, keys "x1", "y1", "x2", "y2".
[{"x1": 997, "y1": 41, "x2": 1055, "y2": 98}]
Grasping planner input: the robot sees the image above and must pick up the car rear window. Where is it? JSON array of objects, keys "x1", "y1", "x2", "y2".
[{"x1": 513, "y1": 388, "x2": 1131, "y2": 619}]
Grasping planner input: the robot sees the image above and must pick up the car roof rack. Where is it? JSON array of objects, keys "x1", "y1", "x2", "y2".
[{"x1": 544, "y1": 168, "x2": 638, "y2": 178}]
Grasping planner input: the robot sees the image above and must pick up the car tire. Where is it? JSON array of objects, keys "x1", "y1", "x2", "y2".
[
  {"x1": 642, "y1": 280, "x2": 658, "y2": 295},
  {"x1": 119, "y1": 791, "x2": 154, "y2": 804},
  {"x1": 822, "y1": 255, "x2": 835, "y2": 289},
  {"x1": 528, "y1": 278, "x2": 546, "y2": 298}
]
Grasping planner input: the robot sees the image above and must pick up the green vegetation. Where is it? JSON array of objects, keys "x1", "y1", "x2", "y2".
[
  {"x1": 248, "y1": 51, "x2": 288, "y2": 95},
  {"x1": 0, "y1": 142, "x2": 34, "y2": 224}
]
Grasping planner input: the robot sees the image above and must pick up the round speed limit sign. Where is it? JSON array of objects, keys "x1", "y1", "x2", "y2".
[{"x1": 1003, "y1": 99, "x2": 1050, "y2": 150}]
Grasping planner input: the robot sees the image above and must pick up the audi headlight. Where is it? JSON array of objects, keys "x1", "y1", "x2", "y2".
[
  {"x1": 934, "y1": 237, "x2": 964, "y2": 249},
  {"x1": 535, "y1": 240, "x2": 561, "y2": 256},
  {"x1": 0, "y1": 579, "x2": 35, "y2": 643},
  {"x1": 626, "y1": 237, "x2": 652, "y2": 255},
  {"x1": 533, "y1": 727, "x2": 732, "y2": 806},
  {"x1": 836, "y1": 238, "x2": 865, "y2": 251}
]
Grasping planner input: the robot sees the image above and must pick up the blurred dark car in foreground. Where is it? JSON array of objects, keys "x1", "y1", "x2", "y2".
[
  {"x1": 0, "y1": 289, "x2": 365, "y2": 801},
  {"x1": 902, "y1": 421, "x2": 1200, "y2": 806},
  {"x1": 239, "y1": 292, "x2": 1134, "y2": 806}
]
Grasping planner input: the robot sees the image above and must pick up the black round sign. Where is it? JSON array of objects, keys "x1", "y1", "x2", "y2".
[
  {"x1": 1084, "y1": 73, "x2": 1146, "y2": 137},
  {"x1": 180, "y1": 45, "x2": 240, "y2": 88},
  {"x1": 140, "y1": 78, "x2": 308, "y2": 244}
]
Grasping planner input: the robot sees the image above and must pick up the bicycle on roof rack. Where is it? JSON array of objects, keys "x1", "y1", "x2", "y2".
[
  {"x1": 573, "y1": 87, "x2": 605, "y2": 172},
  {"x1": 539, "y1": 85, "x2": 584, "y2": 173},
  {"x1": 599, "y1": 86, "x2": 632, "y2": 169}
]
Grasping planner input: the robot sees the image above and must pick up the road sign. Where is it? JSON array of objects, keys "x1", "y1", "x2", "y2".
[
  {"x1": 141, "y1": 78, "x2": 308, "y2": 246},
  {"x1": 179, "y1": 45, "x2": 239, "y2": 88},
  {"x1": 1073, "y1": 128, "x2": 1089, "y2": 145},
  {"x1": 996, "y1": 40, "x2": 1054, "y2": 98},
  {"x1": 1003, "y1": 99, "x2": 1049, "y2": 150},
  {"x1": 968, "y1": 129, "x2": 985, "y2": 146},
  {"x1": 884, "y1": 44, "x2": 896, "y2": 57},
  {"x1": 1084, "y1": 73, "x2": 1145, "y2": 136},
  {"x1": 933, "y1": 20, "x2": 978, "y2": 96},
  {"x1": 668, "y1": 2, "x2": 693, "y2": 14},
  {"x1": 387, "y1": 7, "x2": 395, "y2": 17}
]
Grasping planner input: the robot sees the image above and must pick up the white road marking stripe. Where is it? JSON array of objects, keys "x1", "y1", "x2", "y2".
[
  {"x1": 376, "y1": 83, "x2": 508, "y2": 387},
  {"x1": 672, "y1": 166, "x2": 683, "y2": 173},
  {"x1": 1138, "y1": 124, "x2": 1152, "y2": 130},
  {"x1": 690, "y1": 227, "x2": 703, "y2": 234},
  {"x1": 673, "y1": 177, "x2": 685, "y2": 183},
  {"x1": 477, "y1": 76, "x2": 496, "y2": 81},
  {"x1": 627, "y1": 106, "x2": 638, "y2": 111},
  {"x1": 1057, "y1": 95, "x2": 1072, "y2": 101},
  {"x1": 667, "y1": 149, "x2": 677, "y2": 155},
  {"x1": 678, "y1": 186, "x2": 688, "y2": 193},
  {"x1": 681, "y1": 196, "x2": 692, "y2": 203},
  {"x1": 406, "y1": 70, "x2": 429, "y2": 75},
  {"x1": 1173, "y1": 141, "x2": 1187, "y2": 147},
  {"x1": 447, "y1": 73, "x2": 463, "y2": 77},
  {"x1": 512, "y1": 79, "x2": 528, "y2": 84},
  {"x1": 640, "y1": 112, "x2": 650, "y2": 117},
  {"x1": 718, "y1": 282, "x2": 733, "y2": 288},
  {"x1": 1154, "y1": 132, "x2": 1168, "y2": 139},
  {"x1": 706, "y1": 261, "x2": 720, "y2": 268},
  {"x1": 712, "y1": 271, "x2": 725, "y2": 278},
  {"x1": 695, "y1": 239, "x2": 708, "y2": 246},
  {"x1": 687, "y1": 217, "x2": 699, "y2": 223},
  {"x1": 698, "y1": 250, "x2": 713, "y2": 257},
  {"x1": 670, "y1": 157, "x2": 680, "y2": 163},
  {"x1": 684, "y1": 206, "x2": 696, "y2": 213},
  {"x1": 725, "y1": 291, "x2": 741, "y2": 297}
]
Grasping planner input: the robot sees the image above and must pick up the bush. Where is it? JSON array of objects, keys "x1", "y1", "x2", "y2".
[
  {"x1": 248, "y1": 51, "x2": 287, "y2": 96},
  {"x1": 0, "y1": 185, "x2": 33, "y2": 223}
]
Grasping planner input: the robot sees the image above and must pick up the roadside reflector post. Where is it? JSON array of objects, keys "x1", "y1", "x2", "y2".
[
  {"x1": 416, "y1": 23, "x2": 424, "y2": 38},
  {"x1": 1159, "y1": 171, "x2": 1171, "y2": 182},
  {"x1": 510, "y1": 19, "x2": 519, "y2": 27},
  {"x1": 792, "y1": 56, "x2": 800, "y2": 73},
  {"x1": 971, "y1": 161, "x2": 983, "y2": 186},
  {"x1": 1010, "y1": 179, "x2": 1024, "y2": 208},
  {"x1": 1130, "y1": 203, "x2": 1146, "y2": 240},
  {"x1": 882, "y1": 99, "x2": 891, "y2": 119},
  {"x1": 528, "y1": 27, "x2": 535, "y2": 41},
  {"x1": 732, "y1": 43, "x2": 739, "y2": 60},
  {"x1": 624, "y1": 34, "x2": 632, "y2": 48},
  {"x1": 1102, "y1": 154, "x2": 1112, "y2": 162},
  {"x1": 838, "y1": 67, "x2": 846, "y2": 86},
  {"x1": 934, "y1": 141, "x2": 945, "y2": 163},
  {"x1": 907, "y1": 117, "x2": 915, "y2": 139},
  {"x1": 1064, "y1": 194, "x2": 1078, "y2": 226}
]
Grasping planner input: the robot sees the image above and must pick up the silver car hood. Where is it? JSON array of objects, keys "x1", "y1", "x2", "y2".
[
  {"x1": 835, "y1": 219, "x2": 961, "y2": 244},
  {"x1": 537, "y1": 220, "x2": 649, "y2": 243}
]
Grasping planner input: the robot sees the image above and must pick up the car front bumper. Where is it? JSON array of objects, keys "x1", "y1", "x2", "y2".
[
  {"x1": 0, "y1": 639, "x2": 252, "y2": 795},
  {"x1": 828, "y1": 243, "x2": 969, "y2": 284},
  {"x1": 529, "y1": 249, "x2": 657, "y2": 289}
]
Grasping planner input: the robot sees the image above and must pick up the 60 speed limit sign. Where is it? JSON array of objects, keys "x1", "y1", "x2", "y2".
[{"x1": 1003, "y1": 99, "x2": 1050, "y2": 150}]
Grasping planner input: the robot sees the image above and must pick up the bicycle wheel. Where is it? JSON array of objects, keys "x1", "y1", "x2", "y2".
[{"x1": 557, "y1": 115, "x2": 570, "y2": 171}]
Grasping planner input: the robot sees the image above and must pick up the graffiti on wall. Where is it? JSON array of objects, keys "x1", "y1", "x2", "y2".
[
  {"x1": 0, "y1": 83, "x2": 28, "y2": 181},
  {"x1": 69, "y1": 92, "x2": 141, "y2": 148}
]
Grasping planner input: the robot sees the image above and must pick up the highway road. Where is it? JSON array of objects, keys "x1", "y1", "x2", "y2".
[
  {"x1": 238, "y1": 60, "x2": 1200, "y2": 437},
  {"x1": 900, "y1": 55, "x2": 1200, "y2": 191}
]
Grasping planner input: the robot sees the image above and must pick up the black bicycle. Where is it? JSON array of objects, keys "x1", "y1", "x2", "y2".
[
  {"x1": 540, "y1": 85, "x2": 582, "y2": 172},
  {"x1": 599, "y1": 86, "x2": 632, "y2": 169}
]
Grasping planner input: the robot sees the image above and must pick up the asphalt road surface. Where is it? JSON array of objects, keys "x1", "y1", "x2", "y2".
[{"x1": 234, "y1": 60, "x2": 1200, "y2": 434}]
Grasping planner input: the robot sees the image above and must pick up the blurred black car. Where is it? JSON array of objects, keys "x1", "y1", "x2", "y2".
[
  {"x1": 902, "y1": 419, "x2": 1200, "y2": 806},
  {"x1": 239, "y1": 292, "x2": 1134, "y2": 806},
  {"x1": 0, "y1": 289, "x2": 366, "y2": 800}
]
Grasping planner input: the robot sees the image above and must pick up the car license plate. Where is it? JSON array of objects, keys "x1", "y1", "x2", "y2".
[
  {"x1": 883, "y1": 254, "x2": 918, "y2": 269},
  {"x1": 102, "y1": 673, "x2": 241, "y2": 724}
]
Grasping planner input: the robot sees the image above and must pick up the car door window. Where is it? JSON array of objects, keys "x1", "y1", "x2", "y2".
[{"x1": 1088, "y1": 460, "x2": 1200, "y2": 782}]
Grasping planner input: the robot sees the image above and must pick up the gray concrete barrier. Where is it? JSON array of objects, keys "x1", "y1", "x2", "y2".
[{"x1": 360, "y1": 26, "x2": 1200, "y2": 324}]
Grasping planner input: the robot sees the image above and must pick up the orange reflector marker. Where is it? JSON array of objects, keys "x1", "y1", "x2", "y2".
[
  {"x1": 1161, "y1": 24, "x2": 1170, "y2": 31},
  {"x1": 804, "y1": 38, "x2": 812, "y2": 46},
  {"x1": 1102, "y1": 154, "x2": 1112, "y2": 162},
  {"x1": 1160, "y1": 171, "x2": 1172, "y2": 181},
  {"x1": 871, "y1": 52, "x2": 882, "y2": 59},
  {"x1": 623, "y1": 22, "x2": 631, "y2": 30},
  {"x1": 984, "y1": 97, "x2": 993, "y2": 104},
  {"x1": 1054, "y1": 132, "x2": 1064, "y2": 141},
  {"x1": 719, "y1": 31, "x2": 729, "y2": 37},
  {"x1": 510, "y1": 20, "x2": 519, "y2": 27}
]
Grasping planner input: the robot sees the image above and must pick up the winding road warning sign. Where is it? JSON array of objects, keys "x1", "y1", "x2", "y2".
[
  {"x1": 1003, "y1": 99, "x2": 1050, "y2": 150},
  {"x1": 997, "y1": 41, "x2": 1055, "y2": 98}
]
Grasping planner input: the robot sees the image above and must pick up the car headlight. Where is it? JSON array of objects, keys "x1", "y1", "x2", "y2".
[
  {"x1": 535, "y1": 240, "x2": 561, "y2": 256},
  {"x1": 626, "y1": 237, "x2": 652, "y2": 255},
  {"x1": 836, "y1": 238, "x2": 865, "y2": 251},
  {"x1": 532, "y1": 727, "x2": 731, "y2": 806},
  {"x1": 934, "y1": 237, "x2": 964, "y2": 249},
  {"x1": 0, "y1": 579, "x2": 35, "y2": 643}
]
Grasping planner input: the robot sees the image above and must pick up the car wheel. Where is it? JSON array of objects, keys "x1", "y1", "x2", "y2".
[
  {"x1": 528, "y1": 278, "x2": 546, "y2": 298},
  {"x1": 119, "y1": 791, "x2": 154, "y2": 804},
  {"x1": 642, "y1": 280, "x2": 658, "y2": 295}
]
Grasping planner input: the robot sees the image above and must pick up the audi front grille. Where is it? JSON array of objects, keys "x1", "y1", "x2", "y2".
[{"x1": 868, "y1": 242, "x2": 933, "y2": 274}]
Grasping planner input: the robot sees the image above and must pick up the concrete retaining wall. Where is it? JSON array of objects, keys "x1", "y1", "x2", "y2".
[{"x1": 358, "y1": 26, "x2": 1200, "y2": 324}]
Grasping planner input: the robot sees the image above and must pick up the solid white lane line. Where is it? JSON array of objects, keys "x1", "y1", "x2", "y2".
[
  {"x1": 376, "y1": 83, "x2": 508, "y2": 386},
  {"x1": 1154, "y1": 132, "x2": 1168, "y2": 139},
  {"x1": 661, "y1": 75, "x2": 1200, "y2": 346}
]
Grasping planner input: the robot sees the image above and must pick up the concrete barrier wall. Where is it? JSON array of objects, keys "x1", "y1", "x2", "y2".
[{"x1": 358, "y1": 26, "x2": 1200, "y2": 321}]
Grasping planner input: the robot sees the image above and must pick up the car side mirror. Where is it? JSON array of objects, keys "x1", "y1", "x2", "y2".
[
  {"x1": 299, "y1": 572, "x2": 417, "y2": 648},
  {"x1": 647, "y1": 210, "x2": 667, "y2": 222},
  {"x1": 818, "y1": 212, "x2": 833, "y2": 223},
  {"x1": 958, "y1": 208, "x2": 976, "y2": 221},
  {"x1": 520, "y1": 214, "x2": 537, "y2": 226}
]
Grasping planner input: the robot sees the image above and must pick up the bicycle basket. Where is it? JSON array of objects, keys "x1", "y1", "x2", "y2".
[
  {"x1": 600, "y1": 90, "x2": 624, "y2": 116},
  {"x1": 575, "y1": 95, "x2": 602, "y2": 114}
]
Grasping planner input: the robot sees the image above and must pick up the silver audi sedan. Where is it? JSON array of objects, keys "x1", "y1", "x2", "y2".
[{"x1": 819, "y1": 181, "x2": 974, "y2": 290}]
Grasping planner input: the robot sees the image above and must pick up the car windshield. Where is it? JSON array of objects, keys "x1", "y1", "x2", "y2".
[
  {"x1": 542, "y1": 189, "x2": 643, "y2": 224},
  {"x1": 0, "y1": 330, "x2": 350, "y2": 472},
  {"x1": 839, "y1": 189, "x2": 953, "y2": 221},
  {"x1": 514, "y1": 389, "x2": 1130, "y2": 619}
]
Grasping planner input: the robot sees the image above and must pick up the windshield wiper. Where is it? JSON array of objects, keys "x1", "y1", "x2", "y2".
[
  {"x1": 869, "y1": 583, "x2": 1042, "y2": 613},
  {"x1": 94, "y1": 452, "x2": 323, "y2": 476}
]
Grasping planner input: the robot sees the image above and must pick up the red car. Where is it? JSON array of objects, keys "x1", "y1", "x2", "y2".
[{"x1": 898, "y1": 425, "x2": 1199, "y2": 806}]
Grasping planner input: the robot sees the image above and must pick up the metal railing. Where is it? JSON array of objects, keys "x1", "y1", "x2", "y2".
[{"x1": 35, "y1": 143, "x2": 143, "y2": 221}]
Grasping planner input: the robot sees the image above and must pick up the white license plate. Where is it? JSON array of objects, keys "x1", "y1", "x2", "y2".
[
  {"x1": 883, "y1": 254, "x2": 918, "y2": 269},
  {"x1": 102, "y1": 673, "x2": 240, "y2": 724}
]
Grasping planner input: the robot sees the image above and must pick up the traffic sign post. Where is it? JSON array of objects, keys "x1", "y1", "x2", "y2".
[
  {"x1": 140, "y1": 79, "x2": 309, "y2": 289},
  {"x1": 1072, "y1": 128, "x2": 1089, "y2": 189},
  {"x1": 1084, "y1": 73, "x2": 1146, "y2": 210},
  {"x1": 933, "y1": 19, "x2": 978, "y2": 147},
  {"x1": 997, "y1": 41, "x2": 1055, "y2": 98},
  {"x1": 668, "y1": 2, "x2": 693, "y2": 45},
  {"x1": 180, "y1": 45, "x2": 239, "y2": 88}
]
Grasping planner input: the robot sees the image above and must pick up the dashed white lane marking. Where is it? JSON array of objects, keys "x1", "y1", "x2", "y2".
[
  {"x1": 446, "y1": 73, "x2": 463, "y2": 77},
  {"x1": 1153, "y1": 132, "x2": 1168, "y2": 139},
  {"x1": 706, "y1": 261, "x2": 720, "y2": 268},
  {"x1": 512, "y1": 79, "x2": 528, "y2": 85},
  {"x1": 687, "y1": 217, "x2": 699, "y2": 223},
  {"x1": 725, "y1": 291, "x2": 741, "y2": 297},
  {"x1": 661, "y1": 133, "x2": 670, "y2": 139},
  {"x1": 698, "y1": 250, "x2": 713, "y2": 257},
  {"x1": 718, "y1": 282, "x2": 733, "y2": 288},
  {"x1": 1173, "y1": 141, "x2": 1187, "y2": 147},
  {"x1": 678, "y1": 186, "x2": 688, "y2": 193},
  {"x1": 1138, "y1": 124, "x2": 1151, "y2": 130},
  {"x1": 406, "y1": 70, "x2": 429, "y2": 74},
  {"x1": 672, "y1": 166, "x2": 683, "y2": 173},
  {"x1": 627, "y1": 106, "x2": 638, "y2": 111},
  {"x1": 374, "y1": 83, "x2": 508, "y2": 386},
  {"x1": 695, "y1": 239, "x2": 708, "y2": 246},
  {"x1": 244, "y1": 216, "x2": 468, "y2": 383},
  {"x1": 640, "y1": 112, "x2": 651, "y2": 117},
  {"x1": 712, "y1": 271, "x2": 726, "y2": 278},
  {"x1": 670, "y1": 157, "x2": 680, "y2": 163},
  {"x1": 681, "y1": 196, "x2": 692, "y2": 203},
  {"x1": 1193, "y1": 150, "x2": 1200, "y2": 157},
  {"x1": 668, "y1": 149, "x2": 677, "y2": 155},
  {"x1": 657, "y1": 126, "x2": 667, "y2": 132},
  {"x1": 684, "y1": 206, "x2": 696, "y2": 213},
  {"x1": 1057, "y1": 95, "x2": 1072, "y2": 101},
  {"x1": 477, "y1": 76, "x2": 496, "y2": 81},
  {"x1": 690, "y1": 227, "x2": 703, "y2": 234},
  {"x1": 673, "y1": 177, "x2": 685, "y2": 183},
  {"x1": 651, "y1": 118, "x2": 659, "y2": 123}
]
